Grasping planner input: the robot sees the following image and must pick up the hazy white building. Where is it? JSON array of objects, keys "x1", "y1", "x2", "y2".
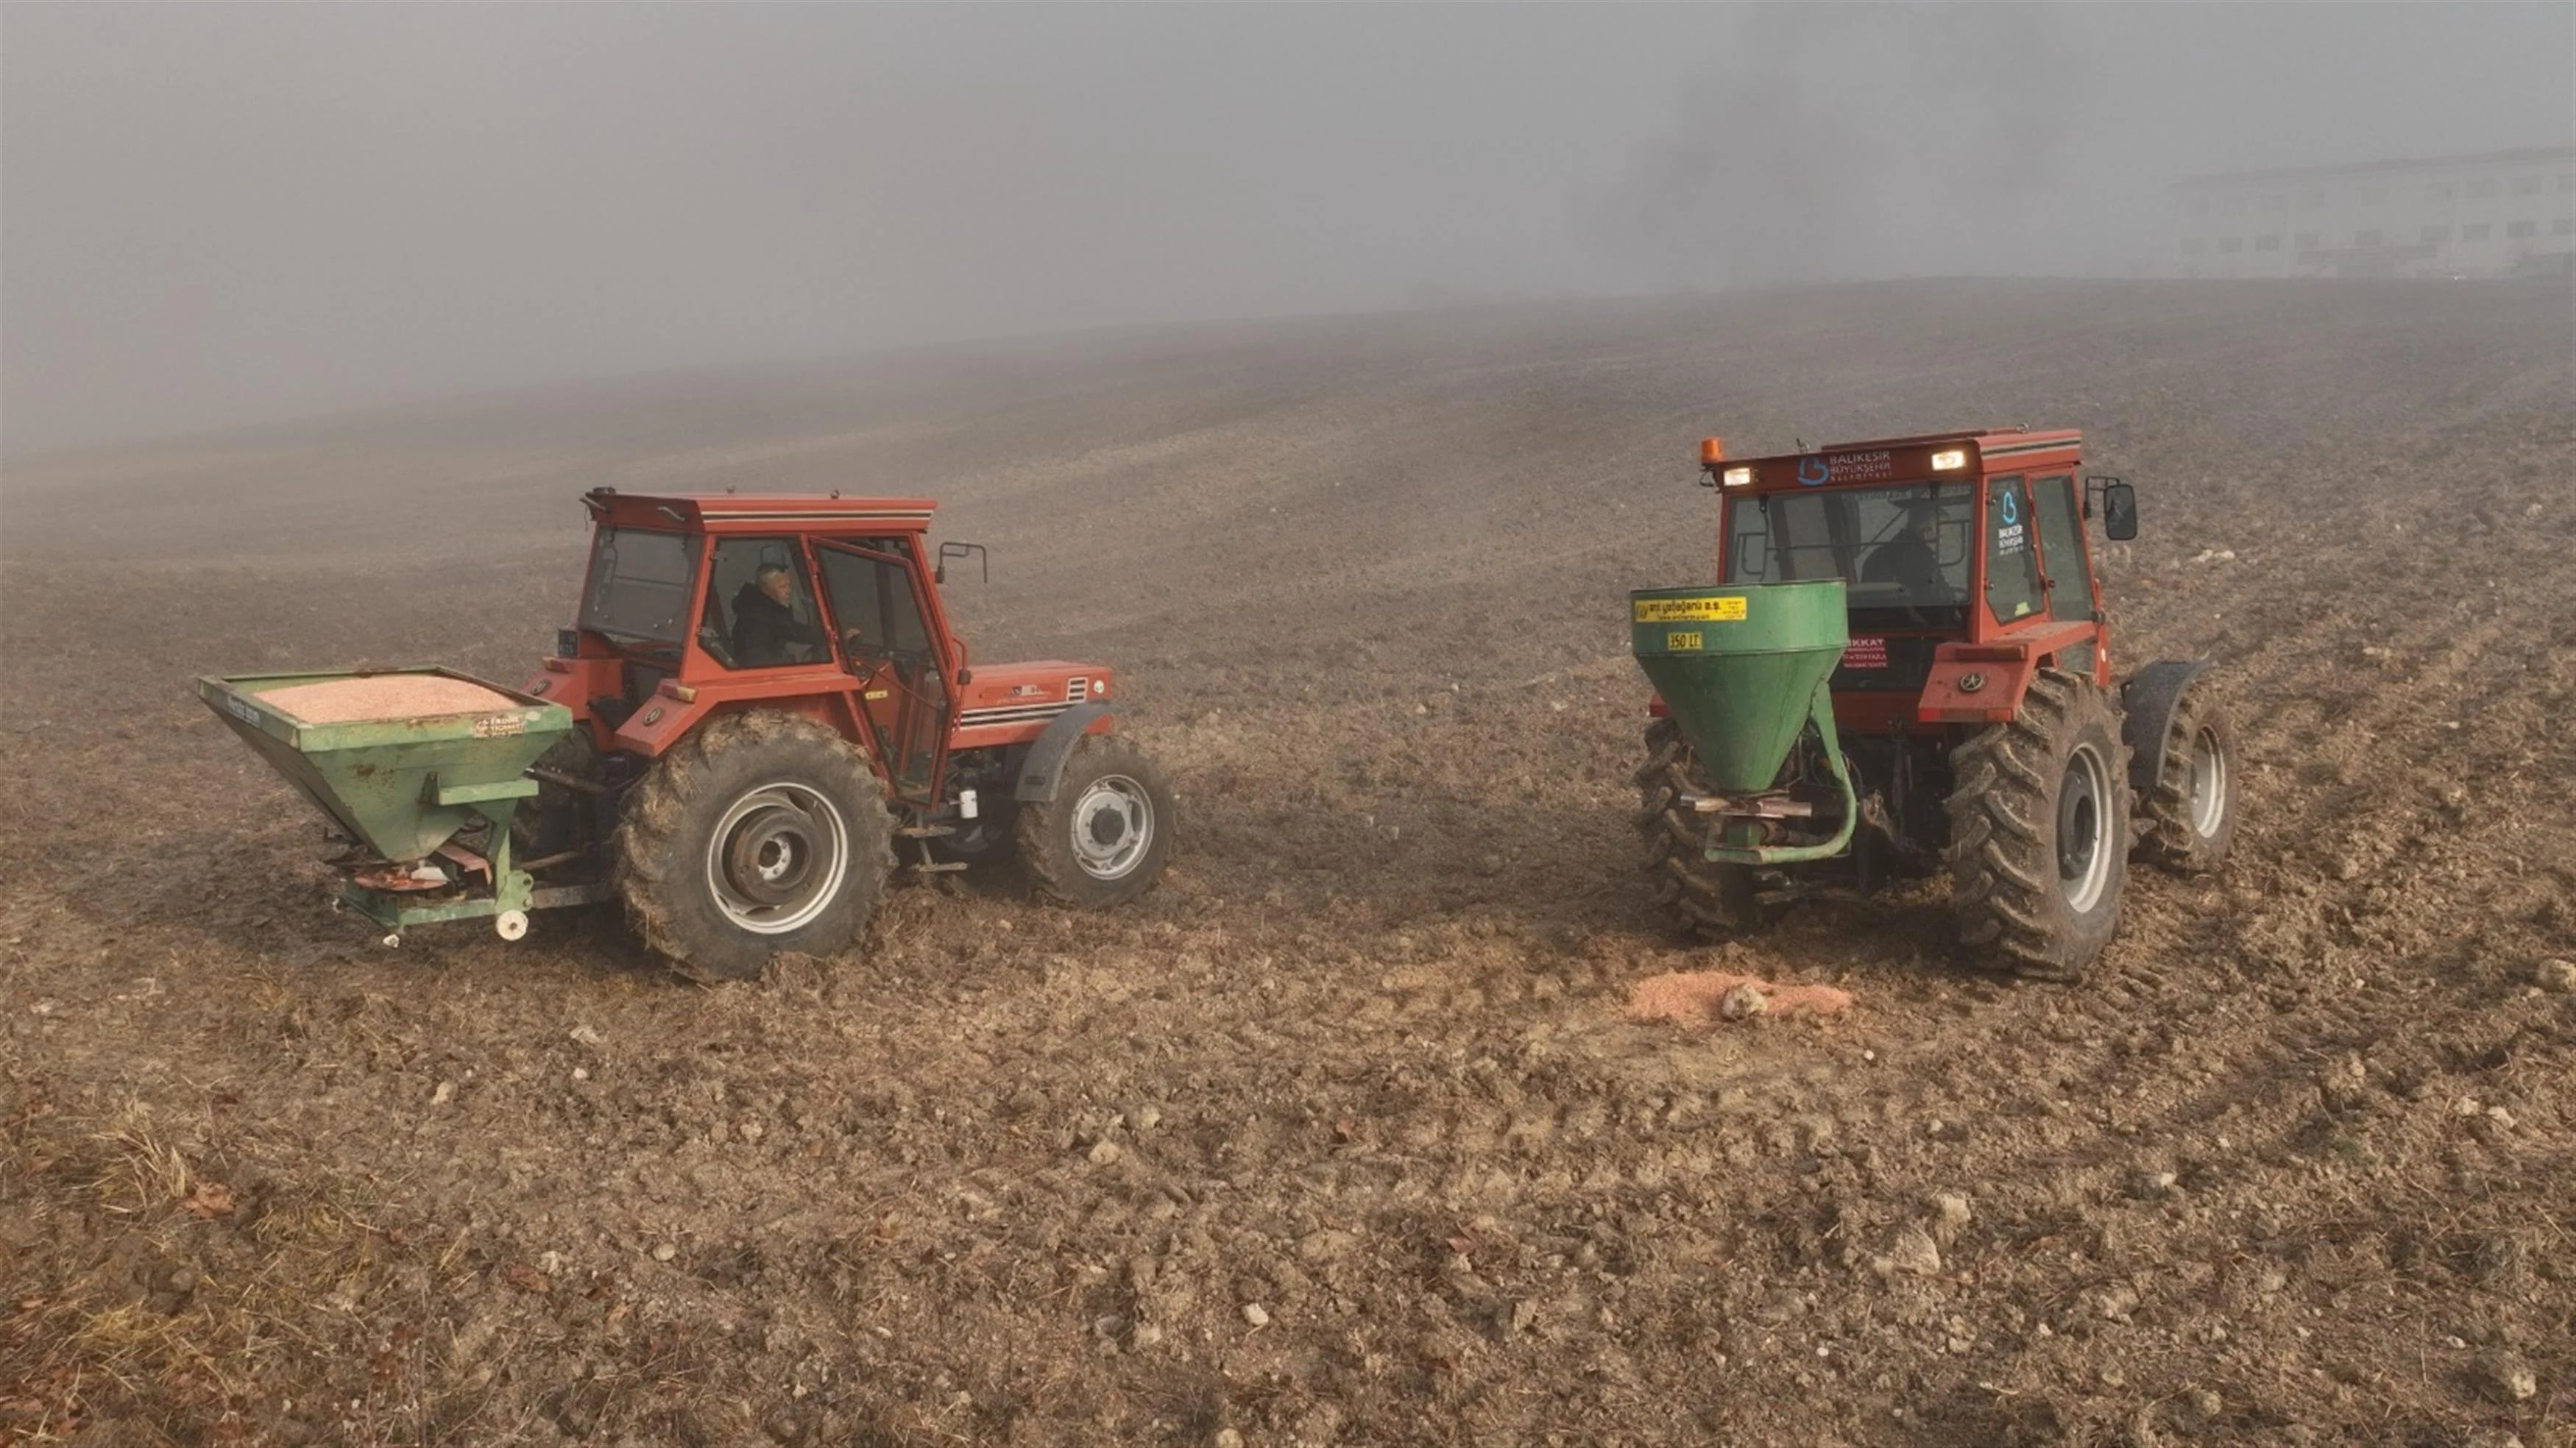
[{"x1": 2169, "y1": 147, "x2": 2576, "y2": 280}]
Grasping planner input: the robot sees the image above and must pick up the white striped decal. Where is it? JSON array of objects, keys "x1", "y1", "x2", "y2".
[
  {"x1": 958, "y1": 703, "x2": 1076, "y2": 727},
  {"x1": 704, "y1": 510, "x2": 935, "y2": 522},
  {"x1": 1981, "y1": 436, "x2": 2080, "y2": 458}
]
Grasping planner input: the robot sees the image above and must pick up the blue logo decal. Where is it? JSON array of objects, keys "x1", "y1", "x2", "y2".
[
  {"x1": 1999, "y1": 489, "x2": 2020, "y2": 525},
  {"x1": 1796, "y1": 456, "x2": 1830, "y2": 487}
]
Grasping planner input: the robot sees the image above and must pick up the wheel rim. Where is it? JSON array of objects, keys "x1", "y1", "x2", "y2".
[
  {"x1": 704, "y1": 782, "x2": 852, "y2": 934},
  {"x1": 1068, "y1": 775, "x2": 1153, "y2": 881},
  {"x1": 2056, "y1": 742, "x2": 2113, "y2": 915},
  {"x1": 2186, "y1": 725, "x2": 2227, "y2": 840}
]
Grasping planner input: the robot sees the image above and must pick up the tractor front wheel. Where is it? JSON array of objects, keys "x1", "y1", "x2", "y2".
[
  {"x1": 2134, "y1": 684, "x2": 2240, "y2": 874},
  {"x1": 1944, "y1": 670, "x2": 2131, "y2": 981},
  {"x1": 1635, "y1": 717, "x2": 1762, "y2": 939},
  {"x1": 615, "y1": 711, "x2": 896, "y2": 982},
  {"x1": 1016, "y1": 734, "x2": 1175, "y2": 908}
]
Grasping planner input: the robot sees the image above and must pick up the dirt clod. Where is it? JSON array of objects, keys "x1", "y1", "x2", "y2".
[{"x1": 2471, "y1": 1349, "x2": 2537, "y2": 1403}]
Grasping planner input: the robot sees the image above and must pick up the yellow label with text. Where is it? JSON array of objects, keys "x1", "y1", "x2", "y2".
[
  {"x1": 1665, "y1": 631, "x2": 1704, "y2": 651},
  {"x1": 1634, "y1": 596, "x2": 1747, "y2": 623},
  {"x1": 864, "y1": 689, "x2": 891, "y2": 701}
]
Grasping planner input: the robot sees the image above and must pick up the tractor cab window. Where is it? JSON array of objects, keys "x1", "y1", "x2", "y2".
[
  {"x1": 702, "y1": 536, "x2": 828, "y2": 669},
  {"x1": 2031, "y1": 475, "x2": 2096, "y2": 622},
  {"x1": 1726, "y1": 483, "x2": 1972, "y2": 630},
  {"x1": 1983, "y1": 475, "x2": 2049, "y2": 625},
  {"x1": 579, "y1": 527, "x2": 698, "y2": 646}
]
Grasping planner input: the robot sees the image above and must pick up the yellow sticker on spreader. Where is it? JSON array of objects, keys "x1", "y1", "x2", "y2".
[
  {"x1": 1634, "y1": 596, "x2": 1748, "y2": 623},
  {"x1": 1666, "y1": 631, "x2": 1703, "y2": 651}
]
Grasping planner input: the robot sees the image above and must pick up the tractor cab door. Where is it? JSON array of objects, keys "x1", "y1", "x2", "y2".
[
  {"x1": 814, "y1": 539, "x2": 953, "y2": 801},
  {"x1": 2027, "y1": 472, "x2": 2101, "y2": 675},
  {"x1": 1980, "y1": 473, "x2": 2052, "y2": 634}
]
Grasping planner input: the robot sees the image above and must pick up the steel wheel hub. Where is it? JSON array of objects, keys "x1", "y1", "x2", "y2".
[
  {"x1": 706, "y1": 783, "x2": 851, "y2": 934},
  {"x1": 2056, "y1": 742, "x2": 2112, "y2": 914},
  {"x1": 1069, "y1": 775, "x2": 1153, "y2": 881},
  {"x1": 2187, "y1": 725, "x2": 2228, "y2": 839}
]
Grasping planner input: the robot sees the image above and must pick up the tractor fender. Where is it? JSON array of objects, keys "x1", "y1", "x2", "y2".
[
  {"x1": 2119, "y1": 661, "x2": 2211, "y2": 795},
  {"x1": 1012, "y1": 704, "x2": 1117, "y2": 804}
]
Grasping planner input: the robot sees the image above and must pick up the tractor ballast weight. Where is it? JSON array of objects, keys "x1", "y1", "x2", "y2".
[
  {"x1": 1630, "y1": 428, "x2": 2243, "y2": 980},
  {"x1": 1629, "y1": 583, "x2": 1857, "y2": 865}
]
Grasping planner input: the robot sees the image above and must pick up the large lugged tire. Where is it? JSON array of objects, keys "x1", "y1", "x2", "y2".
[
  {"x1": 1015, "y1": 733, "x2": 1174, "y2": 908},
  {"x1": 615, "y1": 711, "x2": 896, "y2": 981},
  {"x1": 1634, "y1": 717, "x2": 1761, "y2": 939},
  {"x1": 1944, "y1": 670, "x2": 2131, "y2": 981},
  {"x1": 2133, "y1": 684, "x2": 2239, "y2": 874}
]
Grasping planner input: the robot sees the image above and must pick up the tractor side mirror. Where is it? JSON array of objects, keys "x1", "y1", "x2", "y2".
[
  {"x1": 2087, "y1": 476, "x2": 2139, "y2": 541},
  {"x1": 2103, "y1": 483, "x2": 2138, "y2": 541},
  {"x1": 937, "y1": 541, "x2": 989, "y2": 586}
]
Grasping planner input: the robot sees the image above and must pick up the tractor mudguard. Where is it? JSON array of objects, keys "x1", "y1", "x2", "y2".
[
  {"x1": 1012, "y1": 704, "x2": 1116, "y2": 804},
  {"x1": 2119, "y1": 661, "x2": 2211, "y2": 794}
]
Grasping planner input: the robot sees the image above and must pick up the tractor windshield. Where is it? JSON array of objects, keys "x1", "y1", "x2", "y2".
[
  {"x1": 578, "y1": 527, "x2": 699, "y2": 645},
  {"x1": 1725, "y1": 483, "x2": 1973, "y2": 629}
]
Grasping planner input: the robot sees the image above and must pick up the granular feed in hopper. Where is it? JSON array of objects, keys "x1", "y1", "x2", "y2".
[{"x1": 257, "y1": 675, "x2": 520, "y2": 724}]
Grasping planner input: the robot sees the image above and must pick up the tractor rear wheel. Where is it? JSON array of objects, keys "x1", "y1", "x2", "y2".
[
  {"x1": 1635, "y1": 717, "x2": 1761, "y2": 939},
  {"x1": 615, "y1": 711, "x2": 896, "y2": 982},
  {"x1": 2134, "y1": 684, "x2": 2240, "y2": 874},
  {"x1": 1016, "y1": 734, "x2": 1174, "y2": 908},
  {"x1": 1944, "y1": 670, "x2": 2131, "y2": 981}
]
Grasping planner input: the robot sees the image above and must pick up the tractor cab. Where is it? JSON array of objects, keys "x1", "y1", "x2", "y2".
[
  {"x1": 541, "y1": 489, "x2": 969, "y2": 799},
  {"x1": 1700, "y1": 431, "x2": 2136, "y2": 734}
]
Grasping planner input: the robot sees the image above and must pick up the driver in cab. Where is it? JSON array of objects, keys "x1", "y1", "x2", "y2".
[
  {"x1": 1862, "y1": 501, "x2": 1949, "y2": 595},
  {"x1": 730, "y1": 564, "x2": 827, "y2": 666}
]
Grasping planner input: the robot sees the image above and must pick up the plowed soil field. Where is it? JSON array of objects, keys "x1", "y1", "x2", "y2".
[{"x1": 5, "y1": 278, "x2": 2572, "y2": 1446}]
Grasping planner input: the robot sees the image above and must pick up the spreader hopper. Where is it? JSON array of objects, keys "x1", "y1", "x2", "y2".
[{"x1": 1628, "y1": 582, "x2": 1858, "y2": 865}]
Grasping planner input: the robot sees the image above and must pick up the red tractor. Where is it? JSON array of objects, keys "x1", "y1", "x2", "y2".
[
  {"x1": 508, "y1": 487, "x2": 1175, "y2": 978},
  {"x1": 1635, "y1": 430, "x2": 2240, "y2": 979}
]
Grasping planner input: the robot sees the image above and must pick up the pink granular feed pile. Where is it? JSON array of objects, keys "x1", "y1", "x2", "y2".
[
  {"x1": 1627, "y1": 970, "x2": 1854, "y2": 1023},
  {"x1": 255, "y1": 675, "x2": 517, "y2": 723}
]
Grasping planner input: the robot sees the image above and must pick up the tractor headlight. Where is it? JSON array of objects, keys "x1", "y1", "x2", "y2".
[
  {"x1": 1931, "y1": 449, "x2": 1967, "y2": 472},
  {"x1": 1721, "y1": 466, "x2": 1754, "y2": 488}
]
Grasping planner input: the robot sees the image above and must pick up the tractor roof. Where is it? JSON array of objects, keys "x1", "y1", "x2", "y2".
[
  {"x1": 582, "y1": 487, "x2": 938, "y2": 534},
  {"x1": 1703, "y1": 427, "x2": 2083, "y2": 490}
]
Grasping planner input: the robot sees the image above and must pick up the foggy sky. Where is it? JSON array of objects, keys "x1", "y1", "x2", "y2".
[{"x1": 6, "y1": 4, "x2": 2569, "y2": 459}]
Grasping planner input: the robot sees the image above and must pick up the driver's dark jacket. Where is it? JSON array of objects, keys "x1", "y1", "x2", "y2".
[
  {"x1": 731, "y1": 583, "x2": 824, "y2": 665},
  {"x1": 1861, "y1": 533, "x2": 1945, "y2": 594}
]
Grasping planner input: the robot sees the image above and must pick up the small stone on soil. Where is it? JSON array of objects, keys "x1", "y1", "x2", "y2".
[
  {"x1": 1717, "y1": 983, "x2": 1769, "y2": 1021},
  {"x1": 651, "y1": 1243, "x2": 676, "y2": 1262},
  {"x1": 2471, "y1": 1349, "x2": 2537, "y2": 1402},
  {"x1": 1088, "y1": 1140, "x2": 1122, "y2": 1165},
  {"x1": 2534, "y1": 958, "x2": 2576, "y2": 993},
  {"x1": 1887, "y1": 1226, "x2": 1942, "y2": 1277},
  {"x1": 1931, "y1": 1193, "x2": 1972, "y2": 1229},
  {"x1": 1242, "y1": 1302, "x2": 1271, "y2": 1328},
  {"x1": 2131, "y1": 1170, "x2": 2179, "y2": 1199}
]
